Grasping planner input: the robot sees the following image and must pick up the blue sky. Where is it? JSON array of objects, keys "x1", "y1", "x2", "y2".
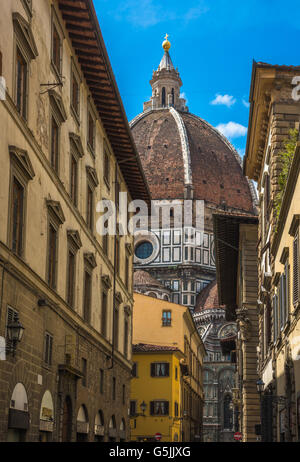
[{"x1": 94, "y1": 0, "x2": 300, "y2": 156}]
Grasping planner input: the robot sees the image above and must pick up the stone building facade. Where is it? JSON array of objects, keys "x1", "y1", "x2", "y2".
[
  {"x1": 213, "y1": 212, "x2": 260, "y2": 442},
  {"x1": 130, "y1": 36, "x2": 256, "y2": 442},
  {"x1": 0, "y1": 0, "x2": 149, "y2": 442},
  {"x1": 244, "y1": 62, "x2": 300, "y2": 441},
  {"x1": 193, "y1": 280, "x2": 237, "y2": 442}
]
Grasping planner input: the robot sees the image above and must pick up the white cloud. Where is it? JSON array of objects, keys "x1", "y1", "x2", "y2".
[
  {"x1": 110, "y1": 0, "x2": 208, "y2": 28},
  {"x1": 210, "y1": 94, "x2": 236, "y2": 108},
  {"x1": 242, "y1": 99, "x2": 250, "y2": 108},
  {"x1": 215, "y1": 122, "x2": 247, "y2": 139}
]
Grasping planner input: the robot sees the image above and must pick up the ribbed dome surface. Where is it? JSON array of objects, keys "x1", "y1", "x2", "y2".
[
  {"x1": 131, "y1": 108, "x2": 254, "y2": 213},
  {"x1": 194, "y1": 280, "x2": 224, "y2": 312},
  {"x1": 133, "y1": 270, "x2": 164, "y2": 289}
]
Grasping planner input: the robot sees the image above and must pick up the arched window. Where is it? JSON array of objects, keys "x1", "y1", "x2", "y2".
[
  {"x1": 223, "y1": 394, "x2": 233, "y2": 430},
  {"x1": 171, "y1": 88, "x2": 174, "y2": 106},
  {"x1": 162, "y1": 87, "x2": 166, "y2": 107}
]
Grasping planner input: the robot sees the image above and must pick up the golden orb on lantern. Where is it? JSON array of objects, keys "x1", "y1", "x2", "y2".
[{"x1": 162, "y1": 34, "x2": 171, "y2": 52}]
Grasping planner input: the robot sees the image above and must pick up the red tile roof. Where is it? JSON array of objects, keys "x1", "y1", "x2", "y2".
[{"x1": 133, "y1": 343, "x2": 179, "y2": 353}]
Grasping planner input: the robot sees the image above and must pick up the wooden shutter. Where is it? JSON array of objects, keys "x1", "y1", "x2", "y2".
[
  {"x1": 150, "y1": 363, "x2": 155, "y2": 377},
  {"x1": 165, "y1": 363, "x2": 170, "y2": 376},
  {"x1": 150, "y1": 401, "x2": 154, "y2": 415},
  {"x1": 293, "y1": 232, "x2": 299, "y2": 305},
  {"x1": 285, "y1": 262, "x2": 290, "y2": 322},
  {"x1": 164, "y1": 401, "x2": 169, "y2": 415},
  {"x1": 273, "y1": 294, "x2": 278, "y2": 342}
]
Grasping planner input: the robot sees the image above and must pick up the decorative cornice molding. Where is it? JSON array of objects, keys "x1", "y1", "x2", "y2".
[
  {"x1": 49, "y1": 89, "x2": 67, "y2": 123},
  {"x1": 84, "y1": 252, "x2": 97, "y2": 269},
  {"x1": 67, "y1": 230, "x2": 82, "y2": 250},
  {"x1": 69, "y1": 132, "x2": 84, "y2": 158},
  {"x1": 86, "y1": 166, "x2": 99, "y2": 188},
  {"x1": 9, "y1": 145, "x2": 35, "y2": 181},
  {"x1": 13, "y1": 12, "x2": 38, "y2": 60},
  {"x1": 46, "y1": 199, "x2": 65, "y2": 225}
]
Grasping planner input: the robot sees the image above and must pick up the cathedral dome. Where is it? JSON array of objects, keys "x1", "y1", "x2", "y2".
[
  {"x1": 131, "y1": 109, "x2": 255, "y2": 212},
  {"x1": 130, "y1": 37, "x2": 256, "y2": 213},
  {"x1": 194, "y1": 279, "x2": 224, "y2": 312}
]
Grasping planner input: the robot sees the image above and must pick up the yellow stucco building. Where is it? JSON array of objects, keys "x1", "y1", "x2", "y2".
[
  {"x1": 131, "y1": 293, "x2": 205, "y2": 442},
  {"x1": 130, "y1": 345, "x2": 183, "y2": 442}
]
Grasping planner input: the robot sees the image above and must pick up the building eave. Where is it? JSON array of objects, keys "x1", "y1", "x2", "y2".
[{"x1": 58, "y1": 0, "x2": 151, "y2": 206}]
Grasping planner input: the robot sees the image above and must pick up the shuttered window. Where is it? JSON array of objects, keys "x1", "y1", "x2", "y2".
[{"x1": 293, "y1": 232, "x2": 299, "y2": 306}]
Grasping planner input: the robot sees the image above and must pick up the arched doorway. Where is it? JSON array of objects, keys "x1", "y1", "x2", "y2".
[
  {"x1": 62, "y1": 396, "x2": 72, "y2": 442},
  {"x1": 108, "y1": 415, "x2": 117, "y2": 442},
  {"x1": 7, "y1": 383, "x2": 29, "y2": 442},
  {"x1": 76, "y1": 405, "x2": 89, "y2": 442},
  {"x1": 120, "y1": 418, "x2": 126, "y2": 442},
  {"x1": 94, "y1": 410, "x2": 104, "y2": 442},
  {"x1": 39, "y1": 390, "x2": 54, "y2": 442}
]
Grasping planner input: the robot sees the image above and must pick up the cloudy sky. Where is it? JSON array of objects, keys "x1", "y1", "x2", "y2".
[{"x1": 94, "y1": 0, "x2": 300, "y2": 157}]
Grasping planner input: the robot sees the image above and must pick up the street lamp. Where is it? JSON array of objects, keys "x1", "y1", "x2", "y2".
[{"x1": 6, "y1": 313, "x2": 25, "y2": 356}]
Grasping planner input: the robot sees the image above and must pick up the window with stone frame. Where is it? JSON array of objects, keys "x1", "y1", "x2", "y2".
[
  {"x1": 49, "y1": 90, "x2": 67, "y2": 174},
  {"x1": 83, "y1": 270, "x2": 91, "y2": 323},
  {"x1": 15, "y1": 48, "x2": 27, "y2": 119},
  {"x1": 87, "y1": 105, "x2": 96, "y2": 154},
  {"x1": 70, "y1": 59, "x2": 81, "y2": 122},
  {"x1": 113, "y1": 300, "x2": 119, "y2": 350},
  {"x1": 103, "y1": 146, "x2": 110, "y2": 188},
  {"x1": 100, "y1": 368, "x2": 104, "y2": 394},
  {"x1": 13, "y1": 13, "x2": 38, "y2": 120},
  {"x1": 81, "y1": 357, "x2": 87, "y2": 387},
  {"x1": 51, "y1": 8, "x2": 63, "y2": 78},
  {"x1": 123, "y1": 309, "x2": 129, "y2": 359},
  {"x1": 101, "y1": 281, "x2": 110, "y2": 338},
  {"x1": 44, "y1": 332, "x2": 53, "y2": 366},
  {"x1": 69, "y1": 133, "x2": 84, "y2": 207},
  {"x1": 66, "y1": 230, "x2": 82, "y2": 309},
  {"x1": 82, "y1": 253, "x2": 96, "y2": 324},
  {"x1": 46, "y1": 200, "x2": 65, "y2": 289},
  {"x1": 86, "y1": 166, "x2": 99, "y2": 233}
]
